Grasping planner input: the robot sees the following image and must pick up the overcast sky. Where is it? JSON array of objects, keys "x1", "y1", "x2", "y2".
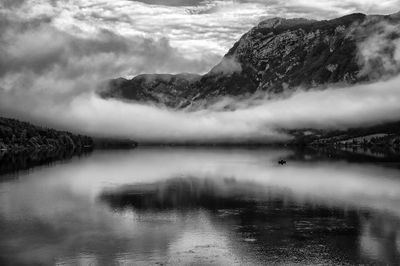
[
  {"x1": 1, "y1": 0, "x2": 400, "y2": 142},
  {"x1": 2, "y1": 0, "x2": 400, "y2": 76}
]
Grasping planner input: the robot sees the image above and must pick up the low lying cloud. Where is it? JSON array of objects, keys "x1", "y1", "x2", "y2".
[
  {"x1": 2, "y1": 74, "x2": 400, "y2": 143},
  {"x1": 356, "y1": 15, "x2": 400, "y2": 79},
  {"x1": 209, "y1": 57, "x2": 242, "y2": 75}
]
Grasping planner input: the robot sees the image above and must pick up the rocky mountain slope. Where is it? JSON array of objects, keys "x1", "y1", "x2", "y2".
[{"x1": 101, "y1": 12, "x2": 400, "y2": 108}]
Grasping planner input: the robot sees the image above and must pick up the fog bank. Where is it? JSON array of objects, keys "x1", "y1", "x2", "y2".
[{"x1": 1, "y1": 74, "x2": 400, "y2": 143}]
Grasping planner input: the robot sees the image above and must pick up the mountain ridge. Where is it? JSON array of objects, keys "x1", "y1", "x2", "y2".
[{"x1": 100, "y1": 12, "x2": 400, "y2": 108}]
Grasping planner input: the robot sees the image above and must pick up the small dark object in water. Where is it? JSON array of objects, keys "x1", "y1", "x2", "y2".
[{"x1": 278, "y1": 160, "x2": 287, "y2": 165}]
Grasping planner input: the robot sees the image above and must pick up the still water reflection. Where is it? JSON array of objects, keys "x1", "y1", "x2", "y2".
[{"x1": 0, "y1": 147, "x2": 400, "y2": 265}]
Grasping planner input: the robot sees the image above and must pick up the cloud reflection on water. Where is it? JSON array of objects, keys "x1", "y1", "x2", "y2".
[{"x1": 1, "y1": 148, "x2": 400, "y2": 265}]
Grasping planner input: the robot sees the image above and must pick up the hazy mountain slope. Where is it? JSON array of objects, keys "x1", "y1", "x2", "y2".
[
  {"x1": 100, "y1": 73, "x2": 201, "y2": 107},
  {"x1": 101, "y1": 12, "x2": 400, "y2": 107}
]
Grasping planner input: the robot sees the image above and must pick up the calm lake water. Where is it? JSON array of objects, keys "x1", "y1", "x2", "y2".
[{"x1": 1, "y1": 147, "x2": 400, "y2": 266}]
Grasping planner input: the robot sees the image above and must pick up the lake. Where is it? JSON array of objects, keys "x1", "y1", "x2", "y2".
[{"x1": 1, "y1": 147, "x2": 400, "y2": 265}]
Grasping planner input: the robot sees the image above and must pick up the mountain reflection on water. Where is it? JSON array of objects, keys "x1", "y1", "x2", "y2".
[{"x1": 1, "y1": 147, "x2": 400, "y2": 265}]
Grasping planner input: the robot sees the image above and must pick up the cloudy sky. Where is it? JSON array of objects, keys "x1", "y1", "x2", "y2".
[
  {"x1": 1, "y1": 0, "x2": 400, "y2": 142},
  {"x1": 2, "y1": 0, "x2": 399, "y2": 77}
]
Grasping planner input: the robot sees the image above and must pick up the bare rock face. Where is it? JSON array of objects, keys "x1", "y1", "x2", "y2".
[
  {"x1": 225, "y1": 14, "x2": 365, "y2": 93},
  {"x1": 101, "y1": 12, "x2": 400, "y2": 108}
]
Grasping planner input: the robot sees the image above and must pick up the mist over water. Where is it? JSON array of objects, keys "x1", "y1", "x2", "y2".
[
  {"x1": 1, "y1": 148, "x2": 400, "y2": 265},
  {"x1": 2, "y1": 74, "x2": 400, "y2": 143}
]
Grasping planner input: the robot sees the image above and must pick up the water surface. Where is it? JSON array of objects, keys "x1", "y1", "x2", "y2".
[{"x1": 1, "y1": 147, "x2": 400, "y2": 265}]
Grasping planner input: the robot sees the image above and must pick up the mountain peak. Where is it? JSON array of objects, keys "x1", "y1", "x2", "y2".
[{"x1": 101, "y1": 12, "x2": 400, "y2": 108}]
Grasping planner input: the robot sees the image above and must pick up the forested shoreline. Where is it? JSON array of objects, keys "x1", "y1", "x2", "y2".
[
  {"x1": 0, "y1": 117, "x2": 93, "y2": 153},
  {"x1": 0, "y1": 116, "x2": 137, "y2": 154}
]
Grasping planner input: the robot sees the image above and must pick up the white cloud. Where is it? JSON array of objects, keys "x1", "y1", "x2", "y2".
[{"x1": 1, "y1": 74, "x2": 400, "y2": 143}]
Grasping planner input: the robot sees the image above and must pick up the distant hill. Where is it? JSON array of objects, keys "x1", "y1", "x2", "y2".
[
  {"x1": 0, "y1": 116, "x2": 93, "y2": 153},
  {"x1": 101, "y1": 12, "x2": 400, "y2": 108},
  {"x1": 289, "y1": 121, "x2": 400, "y2": 149},
  {"x1": 0, "y1": 116, "x2": 137, "y2": 154}
]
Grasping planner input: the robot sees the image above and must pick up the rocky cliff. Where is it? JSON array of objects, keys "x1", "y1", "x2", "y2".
[{"x1": 101, "y1": 12, "x2": 400, "y2": 108}]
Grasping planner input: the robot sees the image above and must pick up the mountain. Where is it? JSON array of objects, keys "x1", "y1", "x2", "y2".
[{"x1": 100, "y1": 12, "x2": 400, "y2": 108}]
